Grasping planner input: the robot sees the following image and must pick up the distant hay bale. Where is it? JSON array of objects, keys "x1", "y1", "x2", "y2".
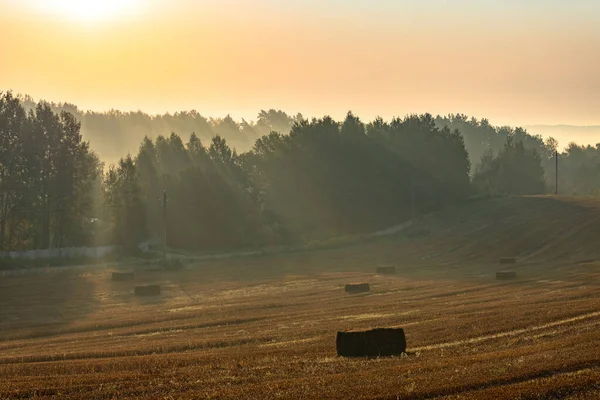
[
  {"x1": 499, "y1": 257, "x2": 517, "y2": 265},
  {"x1": 496, "y1": 271, "x2": 517, "y2": 280},
  {"x1": 135, "y1": 284, "x2": 161, "y2": 296},
  {"x1": 376, "y1": 266, "x2": 396, "y2": 275},
  {"x1": 111, "y1": 272, "x2": 134, "y2": 282},
  {"x1": 345, "y1": 283, "x2": 370, "y2": 294},
  {"x1": 336, "y1": 328, "x2": 406, "y2": 357}
]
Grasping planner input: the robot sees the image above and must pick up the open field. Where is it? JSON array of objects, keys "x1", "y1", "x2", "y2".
[{"x1": 2, "y1": 196, "x2": 600, "y2": 399}]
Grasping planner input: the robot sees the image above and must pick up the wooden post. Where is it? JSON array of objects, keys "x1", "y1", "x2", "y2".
[
  {"x1": 411, "y1": 181, "x2": 415, "y2": 224},
  {"x1": 163, "y1": 190, "x2": 167, "y2": 259},
  {"x1": 555, "y1": 151, "x2": 558, "y2": 195}
]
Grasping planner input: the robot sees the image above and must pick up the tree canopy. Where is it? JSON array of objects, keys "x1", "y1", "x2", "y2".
[{"x1": 2, "y1": 91, "x2": 590, "y2": 253}]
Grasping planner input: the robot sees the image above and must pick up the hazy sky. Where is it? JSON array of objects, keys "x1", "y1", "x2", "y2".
[{"x1": 1, "y1": 0, "x2": 599, "y2": 126}]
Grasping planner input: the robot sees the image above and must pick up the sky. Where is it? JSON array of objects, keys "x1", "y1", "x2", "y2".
[{"x1": 1, "y1": 0, "x2": 600, "y2": 127}]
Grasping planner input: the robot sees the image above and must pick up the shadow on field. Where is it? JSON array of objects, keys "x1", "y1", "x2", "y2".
[
  {"x1": 0, "y1": 271, "x2": 100, "y2": 338},
  {"x1": 119, "y1": 196, "x2": 600, "y2": 297}
]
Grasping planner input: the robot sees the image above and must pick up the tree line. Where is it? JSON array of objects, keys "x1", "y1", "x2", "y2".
[
  {"x1": 551, "y1": 142, "x2": 600, "y2": 196},
  {"x1": 1, "y1": 91, "x2": 580, "y2": 253},
  {"x1": 16, "y1": 94, "x2": 301, "y2": 166},
  {"x1": 16, "y1": 94, "x2": 558, "y2": 176},
  {"x1": 0, "y1": 92, "x2": 101, "y2": 251},
  {"x1": 107, "y1": 112, "x2": 471, "y2": 251}
]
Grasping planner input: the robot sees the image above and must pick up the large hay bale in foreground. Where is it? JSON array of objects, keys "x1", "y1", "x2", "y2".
[
  {"x1": 499, "y1": 257, "x2": 517, "y2": 265},
  {"x1": 376, "y1": 266, "x2": 396, "y2": 275},
  {"x1": 337, "y1": 328, "x2": 406, "y2": 357},
  {"x1": 496, "y1": 271, "x2": 517, "y2": 280},
  {"x1": 135, "y1": 285, "x2": 161, "y2": 296},
  {"x1": 336, "y1": 331, "x2": 366, "y2": 357},
  {"x1": 345, "y1": 283, "x2": 370, "y2": 294},
  {"x1": 111, "y1": 272, "x2": 134, "y2": 282}
]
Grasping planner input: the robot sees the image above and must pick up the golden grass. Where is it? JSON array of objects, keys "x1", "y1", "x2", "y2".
[
  {"x1": 3, "y1": 196, "x2": 600, "y2": 399},
  {"x1": 1, "y1": 251, "x2": 600, "y2": 399}
]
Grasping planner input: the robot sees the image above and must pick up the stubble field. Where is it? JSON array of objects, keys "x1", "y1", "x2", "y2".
[{"x1": 2, "y1": 196, "x2": 600, "y2": 399}]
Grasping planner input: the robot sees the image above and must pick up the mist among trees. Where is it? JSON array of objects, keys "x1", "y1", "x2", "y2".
[
  {"x1": 1, "y1": 91, "x2": 596, "y2": 253},
  {"x1": 15, "y1": 94, "x2": 302, "y2": 166}
]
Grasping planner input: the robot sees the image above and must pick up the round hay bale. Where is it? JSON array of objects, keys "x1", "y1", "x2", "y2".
[
  {"x1": 336, "y1": 331, "x2": 366, "y2": 357},
  {"x1": 376, "y1": 266, "x2": 396, "y2": 275},
  {"x1": 135, "y1": 284, "x2": 161, "y2": 296},
  {"x1": 111, "y1": 272, "x2": 135, "y2": 282},
  {"x1": 496, "y1": 271, "x2": 517, "y2": 280},
  {"x1": 345, "y1": 283, "x2": 370, "y2": 294},
  {"x1": 337, "y1": 328, "x2": 406, "y2": 357},
  {"x1": 499, "y1": 257, "x2": 517, "y2": 265}
]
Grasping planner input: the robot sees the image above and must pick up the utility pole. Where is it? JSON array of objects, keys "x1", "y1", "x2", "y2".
[
  {"x1": 163, "y1": 189, "x2": 167, "y2": 259},
  {"x1": 555, "y1": 150, "x2": 558, "y2": 195},
  {"x1": 411, "y1": 180, "x2": 416, "y2": 224}
]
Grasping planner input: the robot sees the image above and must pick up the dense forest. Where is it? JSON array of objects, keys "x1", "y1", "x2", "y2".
[
  {"x1": 1, "y1": 91, "x2": 596, "y2": 253},
  {"x1": 16, "y1": 94, "x2": 300, "y2": 166},
  {"x1": 16, "y1": 95, "x2": 556, "y2": 175}
]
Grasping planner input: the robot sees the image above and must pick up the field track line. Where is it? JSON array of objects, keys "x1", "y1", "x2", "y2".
[
  {"x1": 0, "y1": 336, "x2": 277, "y2": 365},
  {"x1": 412, "y1": 310, "x2": 600, "y2": 352},
  {"x1": 388, "y1": 362, "x2": 600, "y2": 400},
  {"x1": 518, "y1": 217, "x2": 600, "y2": 262}
]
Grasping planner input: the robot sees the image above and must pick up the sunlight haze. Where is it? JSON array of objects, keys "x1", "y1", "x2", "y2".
[
  {"x1": 27, "y1": 0, "x2": 143, "y2": 22},
  {"x1": 1, "y1": 0, "x2": 599, "y2": 126},
  {"x1": 5, "y1": 3, "x2": 600, "y2": 398}
]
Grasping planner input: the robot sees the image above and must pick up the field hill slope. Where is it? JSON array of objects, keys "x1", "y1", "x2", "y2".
[
  {"x1": 176, "y1": 195, "x2": 600, "y2": 277},
  {"x1": 3, "y1": 196, "x2": 600, "y2": 399},
  {"x1": 388, "y1": 195, "x2": 600, "y2": 267}
]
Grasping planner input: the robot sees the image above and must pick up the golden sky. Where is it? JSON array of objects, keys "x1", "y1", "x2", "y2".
[{"x1": 1, "y1": 0, "x2": 600, "y2": 126}]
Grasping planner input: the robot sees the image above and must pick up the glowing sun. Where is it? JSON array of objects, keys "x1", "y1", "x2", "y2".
[{"x1": 37, "y1": 0, "x2": 142, "y2": 22}]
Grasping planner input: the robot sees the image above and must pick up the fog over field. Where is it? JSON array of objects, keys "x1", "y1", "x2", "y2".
[{"x1": 2, "y1": 0, "x2": 600, "y2": 398}]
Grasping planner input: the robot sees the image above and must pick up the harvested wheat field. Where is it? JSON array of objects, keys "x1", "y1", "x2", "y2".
[{"x1": 2, "y1": 196, "x2": 600, "y2": 399}]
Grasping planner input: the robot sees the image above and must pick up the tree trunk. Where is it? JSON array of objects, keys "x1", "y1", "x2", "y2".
[
  {"x1": 54, "y1": 214, "x2": 64, "y2": 249},
  {"x1": 41, "y1": 194, "x2": 51, "y2": 249},
  {"x1": 0, "y1": 208, "x2": 6, "y2": 251}
]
